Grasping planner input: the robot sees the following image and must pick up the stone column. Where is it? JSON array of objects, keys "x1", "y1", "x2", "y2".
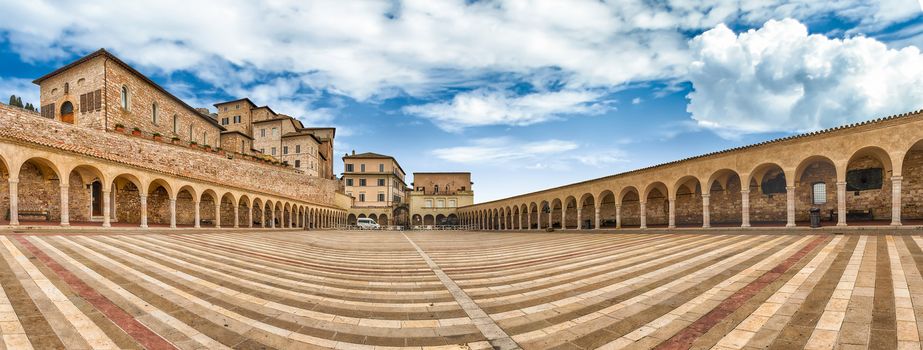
[
  {"x1": 740, "y1": 190, "x2": 750, "y2": 227},
  {"x1": 169, "y1": 198, "x2": 177, "y2": 228},
  {"x1": 139, "y1": 194, "x2": 148, "y2": 228},
  {"x1": 102, "y1": 189, "x2": 112, "y2": 228},
  {"x1": 640, "y1": 201, "x2": 647, "y2": 229},
  {"x1": 59, "y1": 183, "x2": 70, "y2": 227},
  {"x1": 537, "y1": 210, "x2": 542, "y2": 230},
  {"x1": 527, "y1": 213, "x2": 532, "y2": 230},
  {"x1": 891, "y1": 176, "x2": 902, "y2": 226},
  {"x1": 216, "y1": 203, "x2": 223, "y2": 228},
  {"x1": 786, "y1": 186, "x2": 796, "y2": 227},
  {"x1": 668, "y1": 198, "x2": 675, "y2": 229},
  {"x1": 234, "y1": 204, "x2": 239, "y2": 228},
  {"x1": 561, "y1": 208, "x2": 566, "y2": 230},
  {"x1": 8, "y1": 179, "x2": 18, "y2": 226},
  {"x1": 193, "y1": 201, "x2": 201, "y2": 228},
  {"x1": 271, "y1": 209, "x2": 276, "y2": 228},
  {"x1": 702, "y1": 193, "x2": 711, "y2": 228},
  {"x1": 547, "y1": 211, "x2": 552, "y2": 230},
  {"x1": 594, "y1": 207, "x2": 600, "y2": 230},
  {"x1": 836, "y1": 181, "x2": 847, "y2": 226},
  {"x1": 576, "y1": 208, "x2": 582, "y2": 230},
  {"x1": 615, "y1": 204, "x2": 621, "y2": 229}
]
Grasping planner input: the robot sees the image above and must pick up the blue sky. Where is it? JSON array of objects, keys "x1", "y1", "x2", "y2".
[{"x1": 1, "y1": 1, "x2": 923, "y2": 202}]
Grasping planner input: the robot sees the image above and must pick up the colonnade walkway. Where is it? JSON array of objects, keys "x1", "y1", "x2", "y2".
[{"x1": 0, "y1": 229, "x2": 920, "y2": 349}]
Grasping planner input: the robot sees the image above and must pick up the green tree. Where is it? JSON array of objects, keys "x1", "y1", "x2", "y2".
[
  {"x1": 25, "y1": 103, "x2": 34, "y2": 111},
  {"x1": 8, "y1": 95, "x2": 15, "y2": 106},
  {"x1": 15, "y1": 96, "x2": 22, "y2": 107}
]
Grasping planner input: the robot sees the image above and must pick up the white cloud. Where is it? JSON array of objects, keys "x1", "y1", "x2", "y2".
[
  {"x1": 430, "y1": 137, "x2": 578, "y2": 164},
  {"x1": 631, "y1": 97, "x2": 642, "y2": 105},
  {"x1": 687, "y1": 18, "x2": 923, "y2": 137},
  {"x1": 573, "y1": 150, "x2": 629, "y2": 167},
  {"x1": 403, "y1": 89, "x2": 604, "y2": 131}
]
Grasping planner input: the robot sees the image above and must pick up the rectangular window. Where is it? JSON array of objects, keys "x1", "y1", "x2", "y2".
[
  {"x1": 283, "y1": 146, "x2": 288, "y2": 155},
  {"x1": 294, "y1": 160, "x2": 301, "y2": 168},
  {"x1": 360, "y1": 164, "x2": 366, "y2": 172},
  {"x1": 272, "y1": 127, "x2": 278, "y2": 137},
  {"x1": 295, "y1": 145, "x2": 301, "y2": 153},
  {"x1": 233, "y1": 115, "x2": 240, "y2": 123},
  {"x1": 448, "y1": 199, "x2": 456, "y2": 207},
  {"x1": 812, "y1": 183, "x2": 827, "y2": 205},
  {"x1": 271, "y1": 147, "x2": 276, "y2": 155},
  {"x1": 261, "y1": 129, "x2": 266, "y2": 137},
  {"x1": 260, "y1": 148, "x2": 265, "y2": 154},
  {"x1": 359, "y1": 179, "x2": 366, "y2": 186},
  {"x1": 379, "y1": 163, "x2": 384, "y2": 172},
  {"x1": 221, "y1": 117, "x2": 228, "y2": 125},
  {"x1": 359, "y1": 193, "x2": 365, "y2": 202},
  {"x1": 437, "y1": 199, "x2": 445, "y2": 208},
  {"x1": 346, "y1": 178, "x2": 353, "y2": 186},
  {"x1": 425, "y1": 199, "x2": 433, "y2": 208},
  {"x1": 377, "y1": 178, "x2": 385, "y2": 186},
  {"x1": 345, "y1": 164, "x2": 354, "y2": 172},
  {"x1": 378, "y1": 193, "x2": 385, "y2": 202}
]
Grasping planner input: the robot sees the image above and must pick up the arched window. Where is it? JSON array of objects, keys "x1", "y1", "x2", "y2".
[
  {"x1": 120, "y1": 86, "x2": 129, "y2": 110},
  {"x1": 812, "y1": 182, "x2": 827, "y2": 205},
  {"x1": 151, "y1": 103, "x2": 158, "y2": 124},
  {"x1": 172, "y1": 115, "x2": 178, "y2": 133},
  {"x1": 203, "y1": 131, "x2": 207, "y2": 145},
  {"x1": 188, "y1": 125, "x2": 193, "y2": 140}
]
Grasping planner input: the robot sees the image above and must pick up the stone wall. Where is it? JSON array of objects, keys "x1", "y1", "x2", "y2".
[{"x1": 0, "y1": 104, "x2": 341, "y2": 207}]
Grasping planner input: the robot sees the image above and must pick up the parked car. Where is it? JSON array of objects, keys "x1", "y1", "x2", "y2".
[{"x1": 357, "y1": 218, "x2": 380, "y2": 230}]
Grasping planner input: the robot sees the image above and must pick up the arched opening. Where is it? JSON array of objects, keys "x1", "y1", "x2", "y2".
[
  {"x1": 598, "y1": 190, "x2": 617, "y2": 228},
  {"x1": 519, "y1": 204, "x2": 528, "y2": 229},
  {"x1": 369, "y1": 213, "x2": 378, "y2": 223},
  {"x1": 528, "y1": 203, "x2": 538, "y2": 229},
  {"x1": 220, "y1": 193, "x2": 235, "y2": 228},
  {"x1": 706, "y1": 169, "x2": 743, "y2": 226},
  {"x1": 512, "y1": 207, "x2": 520, "y2": 229},
  {"x1": 252, "y1": 198, "x2": 264, "y2": 227},
  {"x1": 447, "y1": 213, "x2": 458, "y2": 225},
  {"x1": 264, "y1": 201, "x2": 274, "y2": 228},
  {"x1": 748, "y1": 163, "x2": 788, "y2": 226},
  {"x1": 0, "y1": 156, "x2": 8, "y2": 224},
  {"x1": 66, "y1": 164, "x2": 105, "y2": 225},
  {"x1": 793, "y1": 157, "x2": 838, "y2": 226},
  {"x1": 618, "y1": 187, "x2": 641, "y2": 228},
  {"x1": 60, "y1": 101, "x2": 75, "y2": 124},
  {"x1": 845, "y1": 147, "x2": 893, "y2": 225},
  {"x1": 578, "y1": 193, "x2": 596, "y2": 229},
  {"x1": 175, "y1": 186, "x2": 196, "y2": 227},
  {"x1": 347, "y1": 213, "x2": 357, "y2": 225},
  {"x1": 199, "y1": 190, "x2": 218, "y2": 228},
  {"x1": 436, "y1": 214, "x2": 446, "y2": 225},
  {"x1": 274, "y1": 203, "x2": 283, "y2": 228},
  {"x1": 902, "y1": 139, "x2": 923, "y2": 224},
  {"x1": 549, "y1": 199, "x2": 562, "y2": 229},
  {"x1": 379, "y1": 214, "x2": 389, "y2": 226},
  {"x1": 643, "y1": 182, "x2": 668, "y2": 228},
  {"x1": 412, "y1": 214, "x2": 422, "y2": 226},
  {"x1": 14, "y1": 158, "x2": 61, "y2": 225},
  {"x1": 673, "y1": 177, "x2": 701, "y2": 227},
  {"x1": 423, "y1": 214, "x2": 435, "y2": 226},
  {"x1": 112, "y1": 174, "x2": 142, "y2": 226},
  {"x1": 505, "y1": 207, "x2": 513, "y2": 229},
  {"x1": 146, "y1": 179, "x2": 172, "y2": 227},
  {"x1": 238, "y1": 196, "x2": 251, "y2": 228}
]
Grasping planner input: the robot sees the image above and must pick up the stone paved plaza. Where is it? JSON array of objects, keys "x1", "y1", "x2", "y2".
[{"x1": 0, "y1": 230, "x2": 920, "y2": 349}]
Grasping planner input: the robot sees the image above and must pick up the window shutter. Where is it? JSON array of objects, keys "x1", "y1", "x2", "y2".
[
  {"x1": 87, "y1": 92, "x2": 94, "y2": 113},
  {"x1": 94, "y1": 89, "x2": 102, "y2": 110},
  {"x1": 80, "y1": 93, "x2": 87, "y2": 113}
]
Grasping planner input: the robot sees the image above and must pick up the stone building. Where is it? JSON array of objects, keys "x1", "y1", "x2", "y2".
[
  {"x1": 1, "y1": 49, "x2": 349, "y2": 229},
  {"x1": 342, "y1": 151, "x2": 409, "y2": 226},
  {"x1": 459, "y1": 109, "x2": 923, "y2": 231},
  {"x1": 409, "y1": 172, "x2": 473, "y2": 226}
]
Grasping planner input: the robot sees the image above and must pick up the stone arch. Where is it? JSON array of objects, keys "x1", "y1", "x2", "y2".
[
  {"x1": 283, "y1": 202, "x2": 292, "y2": 228},
  {"x1": 238, "y1": 195, "x2": 252, "y2": 228},
  {"x1": 505, "y1": 206, "x2": 512, "y2": 229},
  {"x1": 65, "y1": 164, "x2": 107, "y2": 224},
  {"x1": 901, "y1": 139, "x2": 923, "y2": 223},
  {"x1": 111, "y1": 173, "x2": 143, "y2": 226},
  {"x1": 519, "y1": 204, "x2": 528, "y2": 229},
  {"x1": 643, "y1": 182, "x2": 669, "y2": 228},
  {"x1": 792, "y1": 156, "x2": 839, "y2": 226},
  {"x1": 563, "y1": 196, "x2": 577, "y2": 229},
  {"x1": 263, "y1": 200, "x2": 274, "y2": 228},
  {"x1": 174, "y1": 185, "x2": 197, "y2": 227},
  {"x1": 251, "y1": 198, "x2": 264, "y2": 227},
  {"x1": 447, "y1": 213, "x2": 458, "y2": 226},
  {"x1": 747, "y1": 163, "x2": 788, "y2": 226},
  {"x1": 844, "y1": 146, "x2": 893, "y2": 224},
  {"x1": 219, "y1": 192, "x2": 236, "y2": 228},
  {"x1": 146, "y1": 178, "x2": 173, "y2": 227},
  {"x1": 528, "y1": 202, "x2": 539, "y2": 229},
  {"x1": 618, "y1": 186, "x2": 641, "y2": 228},
  {"x1": 412, "y1": 214, "x2": 422, "y2": 226},
  {"x1": 369, "y1": 213, "x2": 378, "y2": 223},
  {"x1": 13, "y1": 157, "x2": 63, "y2": 225},
  {"x1": 436, "y1": 213, "x2": 446, "y2": 225},
  {"x1": 424, "y1": 214, "x2": 435, "y2": 226},
  {"x1": 512, "y1": 205, "x2": 520, "y2": 229},
  {"x1": 598, "y1": 190, "x2": 617, "y2": 228},
  {"x1": 578, "y1": 193, "x2": 596, "y2": 229},
  {"x1": 549, "y1": 198, "x2": 563, "y2": 229},
  {"x1": 538, "y1": 200, "x2": 551, "y2": 229},
  {"x1": 199, "y1": 189, "x2": 219, "y2": 228},
  {"x1": 379, "y1": 213, "x2": 388, "y2": 226},
  {"x1": 705, "y1": 169, "x2": 743, "y2": 226}
]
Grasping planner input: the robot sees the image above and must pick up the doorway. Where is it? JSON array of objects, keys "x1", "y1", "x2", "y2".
[{"x1": 61, "y1": 101, "x2": 75, "y2": 124}]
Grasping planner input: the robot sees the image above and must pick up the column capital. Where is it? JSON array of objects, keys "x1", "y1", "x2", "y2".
[
  {"x1": 139, "y1": 194, "x2": 148, "y2": 199},
  {"x1": 701, "y1": 193, "x2": 710, "y2": 198},
  {"x1": 785, "y1": 185, "x2": 797, "y2": 190},
  {"x1": 891, "y1": 176, "x2": 903, "y2": 181},
  {"x1": 7, "y1": 178, "x2": 18, "y2": 185},
  {"x1": 836, "y1": 181, "x2": 847, "y2": 186},
  {"x1": 59, "y1": 182, "x2": 69, "y2": 189},
  {"x1": 740, "y1": 189, "x2": 750, "y2": 194}
]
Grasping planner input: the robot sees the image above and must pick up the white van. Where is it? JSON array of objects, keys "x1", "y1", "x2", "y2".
[{"x1": 357, "y1": 218, "x2": 380, "y2": 230}]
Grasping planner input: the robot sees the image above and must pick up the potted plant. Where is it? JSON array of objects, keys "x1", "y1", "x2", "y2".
[
  {"x1": 152, "y1": 132, "x2": 163, "y2": 142},
  {"x1": 131, "y1": 127, "x2": 142, "y2": 136},
  {"x1": 171, "y1": 136, "x2": 181, "y2": 144},
  {"x1": 189, "y1": 140, "x2": 198, "y2": 149},
  {"x1": 203, "y1": 144, "x2": 212, "y2": 151},
  {"x1": 114, "y1": 123, "x2": 126, "y2": 132},
  {"x1": 215, "y1": 147, "x2": 225, "y2": 155}
]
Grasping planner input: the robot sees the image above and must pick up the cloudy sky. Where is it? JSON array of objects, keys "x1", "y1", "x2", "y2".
[{"x1": 2, "y1": 1, "x2": 923, "y2": 202}]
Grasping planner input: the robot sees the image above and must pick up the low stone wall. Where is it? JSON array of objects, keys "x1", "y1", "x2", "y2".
[{"x1": 0, "y1": 104, "x2": 340, "y2": 207}]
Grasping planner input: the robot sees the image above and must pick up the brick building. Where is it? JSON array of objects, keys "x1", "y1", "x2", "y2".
[
  {"x1": 342, "y1": 151, "x2": 408, "y2": 225},
  {"x1": 409, "y1": 172, "x2": 474, "y2": 226}
]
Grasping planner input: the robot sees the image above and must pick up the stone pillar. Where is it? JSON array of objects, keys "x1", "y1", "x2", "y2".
[
  {"x1": 836, "y1": 181, "x2": 847, "y2": 226},
  {"x1": 668, "y1": 198, "x2": 675, "y2": 229},
  {"x1": 234, "y1": 204, "x2": 239, "y2": 228},
  {"x1": 193, "y1": 201, "x2": 201, "y2": 228},
  {"x1": 740, "y1": 190, "x2": 750, "y2": 227},
  {"x1": 615, "y1": 204, "x2": 621, "y2": 229},
  {"x1": 537, "y1": 210, "x2": 541, "y2": 230},
  {"x1": 271, "y1": 209, "x2": 276, "y2": 228},
  {"x1": 215, "y1": 203, "x2": 223, "y2": 228},
  {"x1": 594, "y1": 207, "x2": 600, "y2": 230},
  {"x1": 8, "y1": 179, "x2": 18, "y2": 226},
  {"x1": 702, "y1": 193, "x2": 711, "y2": 228},
  {"x1": 891, "y1": 176, "x2": 902, "y2": 226},
  {"x1": 527, "y1": 212, "x2": 532, "y2": 230},
  {"x1": 786, "y1": 186, "x2": 796, "y2": 227},
  {"x1": 576, "y1": 208, "x2": 582, "y2": 230},
  {"x1": 59, "y1": 183, "x2": 70, "y2": 227},
  {"x1": 561, "y1": 208, "x2": 567, "y2": 230},
  {"x1": 139, "y1": 194, "x2": 148, "y2": 229},
  {"x1": 169, "y1": 198, "x2": 177, "y2": 228},
  {"x1": 102, "y1": 189, "x2": 111, "y2": 228},
  {"x1": 640, "y1": 201, "x2": 647, "y2": 229},
  {"x1": 547, "y1": 211, "x2": 552, "y2": 230}
]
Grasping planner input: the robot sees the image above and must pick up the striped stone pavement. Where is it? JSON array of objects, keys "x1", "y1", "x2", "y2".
[{"x1": 0, "y1": 231, "x2": 920, "y2": 349}]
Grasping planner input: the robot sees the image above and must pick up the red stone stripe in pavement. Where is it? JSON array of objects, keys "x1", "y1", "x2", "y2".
[
  {"x1": 653, "y1": 235, "x2": 830, "y2": 350},
  {"x1": 14, "y1": 236, "x2": 177, "y2": 350}
]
